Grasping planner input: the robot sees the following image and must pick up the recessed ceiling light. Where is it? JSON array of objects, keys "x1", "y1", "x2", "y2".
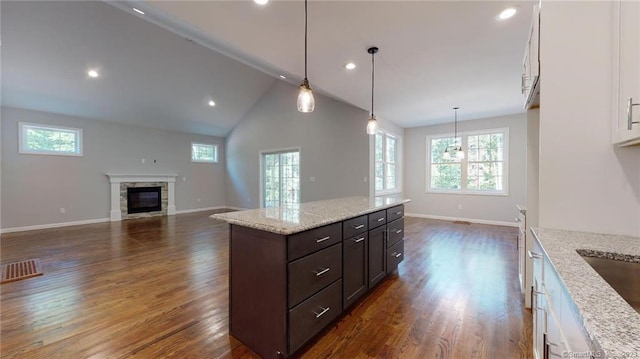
[
  {"x1": 208, "y1": 100, "x2": 216, "y2": 107},
  {"x1": 87, "y1": 69, "x2": 99, "y2": 78},
  {"x1": 133, "y1": 7, "x2": 145, "y2": 15},
  {"x1": 497, "y1": 7, "x2": 518, "y2": 20},
  {"x1": 345, "y1": 62, "x2": 356, "y2": 70},
  {"x1": 279, "y1": 75, "x2": 286, "y2": 79},
  {"x1": 254, "y1": 0, "x2": 269, "y2": 5}
]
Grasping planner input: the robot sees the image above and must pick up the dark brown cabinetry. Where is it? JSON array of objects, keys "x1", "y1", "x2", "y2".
[
  {"x1": 229, "y1": 204, "x2": 405, "y2": 358},
  {"x1": 343, "y1": 215, "x2": 368, "y2": 309}
]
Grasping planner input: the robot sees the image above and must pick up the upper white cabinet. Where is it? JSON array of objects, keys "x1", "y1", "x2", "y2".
[
  {"x1": 523, "y1": 4, "x2": 541, "y2": 109},
  {"x1": 612, "y1": 0, "x2": 640, "y2": 146}
]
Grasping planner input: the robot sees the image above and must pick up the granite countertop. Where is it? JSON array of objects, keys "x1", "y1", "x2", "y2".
[
  {"x1": 212, "y1": 196, "x2": 410, "y2": 235},
  {"x1": 531, "y1": 228, "x2": 640, "y2": 358}
]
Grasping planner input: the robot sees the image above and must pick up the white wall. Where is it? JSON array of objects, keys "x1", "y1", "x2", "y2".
[
  {"x1": 225, "y1": 81, "x2": 370, "y2": 209},
  {"x1": 538, "y1": 1, "x2": 640, "y2": 236},
  {"x1": 1, "y1": 107, "x2": 226, "y2": 230},
  {"x1": 404, "y1": 113, "x2": 527, "y2": 225}
]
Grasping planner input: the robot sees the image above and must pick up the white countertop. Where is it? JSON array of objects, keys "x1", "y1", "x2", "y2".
[
  {"x1": 531, "y1": 228, "x2": 640, "y2": 357},
  {"x1": 212, "y1": 196, "x2": 410, "y2": 235}
]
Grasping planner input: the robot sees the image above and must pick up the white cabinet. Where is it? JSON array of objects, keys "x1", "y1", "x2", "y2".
[
  {"x1": 523, "y1": 4, "x2": 541, "y2": 109},
  {"x1": 517, "y1": 206, "x2": 532, "y2": 308},
  {"x1": 531, "y1": 236, "x2": 592, "y2": 359},
  {"x1": 612, "y1": 0, "x2": 640, "y2": 146}
]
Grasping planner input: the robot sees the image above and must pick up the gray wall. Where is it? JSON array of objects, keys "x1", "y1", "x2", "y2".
[
  {"x1": 225, "y1": 81, "x2": 370, "y2": 209},
  {"x1": 1, "y1": 106, "x2": 226, "y2": 229},
  {"x1": 404, "y1": 113, "x2": 527, "y2": 225}
]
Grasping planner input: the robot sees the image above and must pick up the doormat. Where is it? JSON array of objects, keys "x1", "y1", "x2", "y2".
[
  {"x1": 1, "y1": 259, "x2": 43, "y2": 284},
  {"x1": 453, "y1": 221, "x2": 472, "y2": 225}
]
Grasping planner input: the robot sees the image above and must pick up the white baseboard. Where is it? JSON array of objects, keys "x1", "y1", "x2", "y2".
[
  {"x1": 404, "y1": 212, "x2": 519, "y2": 228},
  {"x1": 1, "y1": 218, "x2": 111, "y2": 234},
  {"x1": 175, "y1": 206, "x2": 226, "y2": 215}
]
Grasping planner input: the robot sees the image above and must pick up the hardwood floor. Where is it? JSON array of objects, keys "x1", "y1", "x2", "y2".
[{"x1": 0, "y1": 213, "x2": 532, "y2": 358}]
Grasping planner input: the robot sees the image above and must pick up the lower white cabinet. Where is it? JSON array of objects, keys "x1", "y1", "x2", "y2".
[{"x1": 531, "y1": 236, "x2": 592, "y2": 359}]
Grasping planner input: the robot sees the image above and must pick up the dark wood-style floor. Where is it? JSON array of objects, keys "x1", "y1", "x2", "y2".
[{"x1": 0, "y1": 212, "x2": 532, "y2": 359}]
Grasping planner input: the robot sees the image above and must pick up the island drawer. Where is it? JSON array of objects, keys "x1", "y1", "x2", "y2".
[
  {"x1": 288, "y1": 222, "x2": 342, "y2": 261},
  {"x1": 386, "y1": 205, "x2": 404, "y2": 222},
  {"x1": 289, "y1": 279, "x2": 342, "y2": 354},
  {"x1": 387, "y1": 218, "x2": 404, "y2": 248},
  {"x1": 387, "y1": 239, "x2": 404, "y2": 274},
  {"x1": 288, "y1": 243, "x2": 342, "y2": 308},
  {"x1": 368, "y1": 210, "x2": 387, "y2": 229},
  {"x1": 343, "y1": 215, "x2": 368, "y2": 239}
]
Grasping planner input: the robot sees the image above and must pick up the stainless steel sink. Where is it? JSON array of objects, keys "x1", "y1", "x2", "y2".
[{"x1": 581, "y1": 255, "x2": 640, "y2": 314}]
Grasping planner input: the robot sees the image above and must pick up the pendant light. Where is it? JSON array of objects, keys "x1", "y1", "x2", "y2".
[
  {"x1": 366, "y1": 46, "x2": 379, "y2": 135},
  {"x1": 443, "y1": 107, "x2": 465, "y2": 160},
  {"x1": 297, "y1": 0, "x2": 315, "y2": 113}
]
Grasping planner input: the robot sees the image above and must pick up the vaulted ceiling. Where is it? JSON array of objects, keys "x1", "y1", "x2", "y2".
[{"x1": 1, "y1": 1, "x2": 534, "y2": 136}]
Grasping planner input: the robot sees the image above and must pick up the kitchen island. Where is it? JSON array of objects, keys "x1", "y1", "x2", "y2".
[{"x1": 213, "y1": 196, "x2": 409, "y2": 358}]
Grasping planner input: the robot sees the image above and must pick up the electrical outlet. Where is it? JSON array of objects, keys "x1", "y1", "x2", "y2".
[
  {"x1": 363, "y1": 177, "x2": 368, "y2": 183},
  {"x1": 310, "y1": 176, "x2": 316, "y2": 182},
  {"x1": 458, "y1": 204, "x2": 463, "y2": 210},
  {"x1": 59, "y1": 207, "x2": 66, "y2": 214},
  {"x1": 197, "y1": 198, "x2": 201, "y2": 202},
  {"x1": 141, "y1": 158, "x2": 145, "y2": 164}
]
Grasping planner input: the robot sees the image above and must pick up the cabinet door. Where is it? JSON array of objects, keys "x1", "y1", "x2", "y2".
[
  {"x1": 613, "y1": 0, "x2": 640, "y2": 145},
  {"x1": 368, "y1": 225, "x2": 386, "y2": 288},
  {"x1": 343, "y1": 233, "x2": 368, "y2": 309}
]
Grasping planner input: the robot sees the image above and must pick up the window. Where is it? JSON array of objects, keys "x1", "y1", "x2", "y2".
[
  {"x1": 427, "y1": 128, "x2": 508, "y2": 195},
  {"x1": 375, "y1": 131, "x2": 400, "y2": 194},
  {"x1": 19, "y1": 122, "x2": 83, "y2": 156},
  {"x1": 261, "y1": 149, "x2": 300, "y2": 208},
  {"x1": 191, "y1": 143, "x2": 218, "y2": 163}
]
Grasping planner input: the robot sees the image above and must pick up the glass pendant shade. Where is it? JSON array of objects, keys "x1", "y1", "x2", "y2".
[
  {"x1": 366, "y1": 115, "x2": 378, "y2": 135},
  {"x1": 442, "y1": 148, "x2": 451, "y2": 160},
  {"x1": 455, "y1": 146, "x2": 465, "y2": 160},
  {"x1": 297, "y1": 79, "x2": 315, "y2": 113}
]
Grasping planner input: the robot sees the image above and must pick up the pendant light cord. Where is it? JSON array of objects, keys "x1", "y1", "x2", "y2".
[
  {"x1": 304, "y1": 0, "x2": 308, "y2": 80},
  {"x1": 371, "y1": 50, "x2": 375, "y2": 116}
]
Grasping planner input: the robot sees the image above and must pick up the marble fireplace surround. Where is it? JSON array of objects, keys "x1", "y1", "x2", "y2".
[{"x1": 106, "y1": 174, "x2": 177, "y2": 221}]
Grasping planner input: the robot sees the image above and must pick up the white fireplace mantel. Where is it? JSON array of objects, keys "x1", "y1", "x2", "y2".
[{"x1": 106, "y1": 174, "x2": 178, "y2": 221}]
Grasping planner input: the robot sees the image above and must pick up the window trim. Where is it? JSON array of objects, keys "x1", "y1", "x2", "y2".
[
  {"x1": 425, "y1": 127, "x2": 509, "y2": 196},
  {"x1": 374, "y1": 129, "x2": 403, "y2": 196},
  {"x1": 191, "y1": 142, "x2": 219, "y2": 163},
  {"x1": 259, "y1": 147, "x2": 302, "y2": 209},
  {"x1": 18, "y1": 122, "x2": 83, "y2": 157}
]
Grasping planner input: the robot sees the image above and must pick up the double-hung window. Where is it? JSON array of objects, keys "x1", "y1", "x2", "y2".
[
  {"x1": 427, "y1": 128, "x2": 508, "y2": 195},
  {"x1": 375, "y1": 131, "x2": 400, "y2": 194},
  {"x1": 19, "y1": 122, "x2": 83, "y2": 156}
]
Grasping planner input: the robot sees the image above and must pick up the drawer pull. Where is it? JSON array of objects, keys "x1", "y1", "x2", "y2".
[
  {"x1": 316, "y1": 236, "x2": 330, "y2": 243},
  {"x1": 377, "y1": 217, "x2": 385, "y2": 222},
  {"x1": 353, "y1": 237, "x2": 365, "y2": 243},
  {"x1": 527, "y1": 250, "x2": 542, "y2": 259},
  {"x1": 313, "y1": 306, "x2": 330, "y2": 319},
  {"x1": 395, "y1": 211, "x2": 402, "y2": 215},
  {"x1": 392, "y1": 252, "x2": 402, "y2": 258},
  {"x1": 314, "y1": 267, "x2": 330, "y2": 276},
  {"x1": 395, "y1": 229, "x2": 402, "y2": 234},
  {"x1": 353, "y1": 224, "x2": 365, "y2": 230}
]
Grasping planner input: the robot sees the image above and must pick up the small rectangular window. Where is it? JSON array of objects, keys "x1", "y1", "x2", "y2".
[
  {"x1": 19, "y1": 122, "x2": 83, "y2": 156},
  {"x1": 191, "y1": 143, "x2": 218, "y2": 163}
]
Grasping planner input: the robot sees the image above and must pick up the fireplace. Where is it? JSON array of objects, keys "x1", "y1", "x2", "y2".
[
  {"x1": 127, "y1": 186, "x2": 162, "y2": 214},
  {"x1": 106, "y1": 174, "x2": 177, "y2": 221}
]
